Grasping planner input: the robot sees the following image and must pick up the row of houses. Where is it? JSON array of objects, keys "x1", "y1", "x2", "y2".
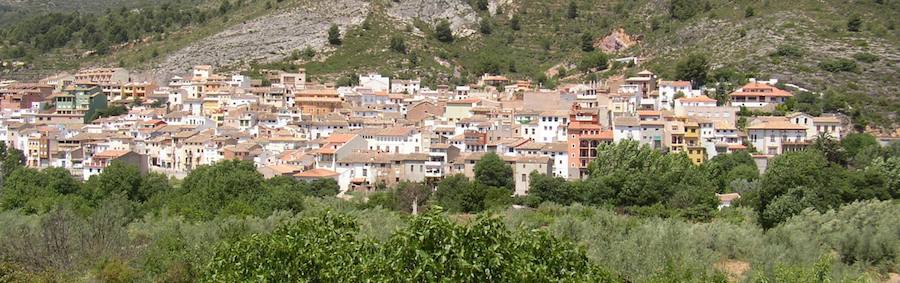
[{"x1": 0, "y1": 65, "x2": 880, "y2": 197}]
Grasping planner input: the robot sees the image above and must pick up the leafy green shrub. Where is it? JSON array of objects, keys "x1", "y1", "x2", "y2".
[
  {"x1": 852, "y1": 52, "x2": 879, "y2": 63},
  {"x1": 770, "y1": 44, "x2": 804, "y2": 58},
  {"x1": 819, "y1": 58, "x2": 858, "y2": 73},
  {"x1": 203, "y1": 211, "x2": 620, "y2": 282},
  {"x1": 435, "y1": 19, "x2": 454, "y2": 42}
]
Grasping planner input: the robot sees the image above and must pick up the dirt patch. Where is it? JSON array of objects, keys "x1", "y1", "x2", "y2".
[{"x1": 715, "y1": 259, "x2": 750, "y2": 282}]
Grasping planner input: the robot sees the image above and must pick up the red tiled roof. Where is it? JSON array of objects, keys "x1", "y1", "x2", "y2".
[
  {"x1": 294, "y1": 168, "x2": 339, "y2": 178},
  {"x1": 678, "y1": 95, "x2": 717, "y2": 103}
]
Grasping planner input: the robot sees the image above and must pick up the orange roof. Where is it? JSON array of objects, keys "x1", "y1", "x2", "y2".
[
  {"x1": 447, "y1": 98, "x2": 481, "y2": 104},
  {"x1": 746, "y1": 121, "x2": 807, "y2": 130},
  {"x1": 265, "y1": 164, "x2": 303, "y2": 174},
  {"x1": 659, "y1": 80, "x2": 691, "y2": 87},
  {"x1": 325, "y1": 134, "x2": 357, "y2": 143},
  {"x1": 294, "y1": 168, "x2": 339, "y2": 178},
  {"x1": 717, "y1": 193, "x2": 741, "y2": 202},
  {"x1": 730, "y1": 82, "x2": 793, "y2": 97},
  {"x1": 678, "y1": 95, "x2": 717, "y2": 103},
  {"x1": 637, "y1": 110, "x2": 661, "y2": 116},
  {"x1": 728, "y1": 144, "x2": 748, "y2": 150},
  {"x1": 93, "y1": 150, "x2": 130, "y2": 159}
]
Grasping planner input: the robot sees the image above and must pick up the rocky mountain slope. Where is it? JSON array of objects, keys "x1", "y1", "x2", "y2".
[{"x1": 2, "y1": 0, "x2": 898, "y2": 127}]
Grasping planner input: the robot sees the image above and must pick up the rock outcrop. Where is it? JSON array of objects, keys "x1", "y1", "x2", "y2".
[
  {"x1": 155, "y1": 0, "x2": 371, "y2": 75},
  {"x1": 386, "y1": 0, "x2": 479, "y2": 38},
  {"x1": 595, "y1": 28, "x2": 639, "y2": 53}
]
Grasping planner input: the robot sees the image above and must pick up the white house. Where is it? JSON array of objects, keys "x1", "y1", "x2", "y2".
[
  {"x1": 391, "y1": 79, "x2": 421, "y2": 94},
  {"x1": 613, "y1": 116, "x2": 642, "y2": 143},
  {"x1": 658, "y1": 80, "x2": 694, "y2": 110},
  {"x1": 359, "y1": 74, "x2": 390, "y2": 93},
  {"x1": 360, "y1": 127, "x2": 424, "y2": 154},
  {"x1": 729, "y1": 82, "x2": 793, "y2": 109},
  {"x1": 747, "y1": 119, "x2": 808, "y2": 156}
]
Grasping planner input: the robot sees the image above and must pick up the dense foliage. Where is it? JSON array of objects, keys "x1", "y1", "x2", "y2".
[
  {"x1": 1, "y1": 2, "x2": 214, "y2": 59},
  {"x1": 529, "y1": 141, "x2": 719, "y2": 219},
  {"x1": 0, "y1": 139, "x2": 898, "y2": 281},
  {"x1": 205, "y1": 210, "x2": 618, "y2": 282}
]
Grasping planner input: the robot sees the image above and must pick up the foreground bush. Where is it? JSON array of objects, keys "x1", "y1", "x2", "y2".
[{"x1": 204, "y1": 210, "x2": 619, "y2": 282}]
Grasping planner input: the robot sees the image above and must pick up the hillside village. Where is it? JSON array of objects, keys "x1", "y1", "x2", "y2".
[{"x1": 0, "y1": 65, "x2": 897, "y2": 197}]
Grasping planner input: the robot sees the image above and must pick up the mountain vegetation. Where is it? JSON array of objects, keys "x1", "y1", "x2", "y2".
[{"x1": 0, "y1": 0, "x2": 897, "y2": 127}]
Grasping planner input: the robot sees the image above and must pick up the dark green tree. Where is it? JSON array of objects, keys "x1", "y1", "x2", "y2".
[
  {"x1": 529, "y1": 173, "x2": 577, "y2": 205},
  {"x1": 475, "y1": 0, "x2": 489, "y2": 11},
  {"x1": 579, "y1": 52, "x2": 608, "y2": 71},
  {"x1": 702, "y1": 151, "x2": 757, "y2": 191},
  {"x1": 567, "y1": 1, "x2": 578, "y2": 19},
  {"x1": 842, "y1": 133, "x2": 878, "y2": 161},
  {"x1": 327, "y1": 24, "x2": 341, "y2": 45},
  {"x1": 847, "y1": 14, "x2": 862, "y2": 32},
  {"x1": 580, "y1": 33, "x2": 594, "y2": 52},
  {"x1": 474, "y1": 152, "x2": 513, "y2": 190},
  {"x1": 479, "y1": 18, "x2": 492, "y2": 34},
  {"x1": 1, "y1": 147, "x2": 24, "y2": 179},
  {"x1": 756, "y1": 150, "x2": 848, "y2": 228},
  {"x1": 510, "y1": 14, "x2": 521, "y2": 31},
  {"x1": 675, "y1": 53, "x2": 709, "y2": 87},
  {"x1": 389, "y1": 35, "x2": 407, "y2": 53},
  {"x1": 435, "y1": 19, "x2": 454, "y2": 42}
]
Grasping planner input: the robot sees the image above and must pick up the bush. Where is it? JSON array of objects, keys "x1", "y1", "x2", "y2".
[
  {"x1": 819, "y1": 58, "x2": 857, "y2": 73},
  {"x1": 852, "y1": 52, "x2": 879, "y2": 63},
  {"x1": 770, "y1": 44, "x2": 803, "y2": 58},
  {"x1": 435, "y1": 19, "x2": 454, "y2": 42},
  {"x1": 203, "y1": 211, "x2": 620, "y2": 282},
  {"x1": 389, "y1": 35, "x2": 406, "y2": 53},
  {"x1": 579, "y1": 52, "x2": 608, "y2": 71},
  {"x1": 327, "y1": 24, "x2": 342, "y2": 45}
]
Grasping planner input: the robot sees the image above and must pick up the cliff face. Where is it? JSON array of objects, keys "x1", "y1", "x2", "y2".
[
  {"x1": 156, "y1": 0, "x2": 372, "y2": 75},
  {"x1": 154, "y1": 0, "x2": 481, "y2": 75}
]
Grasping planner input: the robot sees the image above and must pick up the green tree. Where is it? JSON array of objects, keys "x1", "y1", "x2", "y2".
[
  {"x1": 675, "y1": 53, "x2": 709, "y2": 87},
  {"x1": 756, "y1": 150, "x2": 848, "y2": 228},
  {"x1": 164, "y1": 160, "x2": 266, "y2": 220},
  {"x1": 847, "y1": 14, "x2": 862, "y2": 32},
  {"x1": 580, "y1": 33, "x2": 594, "y2": 52},
  {"x1": 327, "y1": 24, "x2": 341, "y2": 45},
  {"x1": 433, "y1": 174, "x2": 472, "y2": 212},
  {"x1": 510, "y1": 14, "x2": 521, "y2": 31},
  {"x1": 435, "y1": 19, "x2": 454, "y2": 42},
  {"x1": 669, "y1": 0, "x2": 704, "y2": 20},
  {"x1": 567, "y1": 1, "x2": 578, "y2": 19},
  {"x1": 479, "y1": 18, "x2": 492, "y2": 34},
  {"x1": 841, "y1": 133, "x2": 878, "y2": 161},
  {"x1": 811, "y1": 133, "x2": 847, "y2": 166},
  {"x1": 703, "y1": 151, "x2": 757, "y2": 191},
  {"x1": 389, "y1": 35, "x2": 406, "y2": 53},
  {"x1": 579, "y1": 52, "x2": 608, "y2": 72},
  {"x1": 475, "y1": 0, "x2": 489, "y2": 11},
  {"x1": 529, "y1": 173, "x2": 577, "y2": 205},
  {"x1": 1, "y1": 147, "x2": 24, "y2": 179},
  {"x1": 85, "y1": 162, "x2": 145, "y2": 202},
  {"x1": 474, "y1": 152, "x2": 513, "y2": 190}
]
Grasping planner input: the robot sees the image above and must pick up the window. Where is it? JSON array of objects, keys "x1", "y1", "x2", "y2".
[{"x1": 521, "y1": 174, "x2": 527, "y2": 182}]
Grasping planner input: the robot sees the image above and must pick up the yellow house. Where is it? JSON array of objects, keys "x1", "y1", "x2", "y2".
[
  {"x1": 444, "y1": 98, "x2": 480, "y2": 122},
  {"x1": 684, "y1": 120, "x2": 706, "y2": 165}
]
